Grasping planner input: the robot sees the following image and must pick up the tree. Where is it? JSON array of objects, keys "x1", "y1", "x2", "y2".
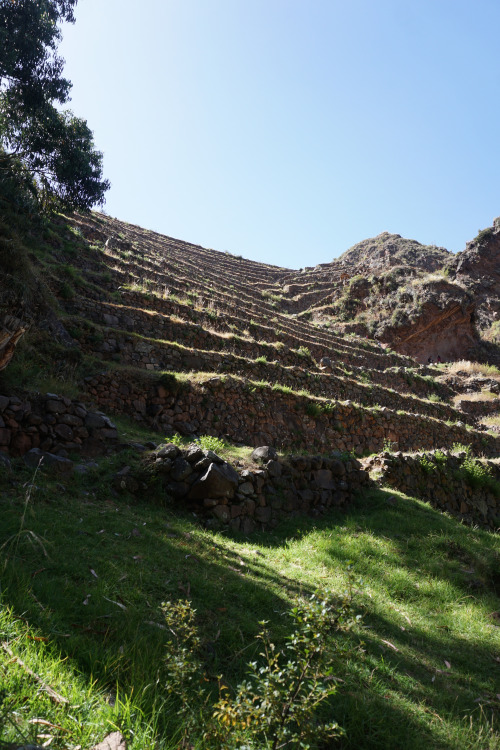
[{"x1": 0, "y1": 0, "x2": 109, "y2": 210}]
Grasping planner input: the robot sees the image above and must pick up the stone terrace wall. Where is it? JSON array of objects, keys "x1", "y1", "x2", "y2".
[
  {"x1": 0, "y1": 393, "x2": 118, "y2": 457},
  {"x1": 456, "y1": 398, "x2": 500, "y2": 417},
  {"x1": 365, "y1": 451, "x2": 500, "y2": 530},
  {"x1": 129, "y1": 444, "x2": 370, "y2": 533},
  {"x1": 76, "y1": 330, "x2": 476, "y2": 426},
  {"x1": 67, "y1": 294, "x2": 413, "y2": 372},
  {"x1": 83, "y1": 371, "x2": 500, "y2": 456}
]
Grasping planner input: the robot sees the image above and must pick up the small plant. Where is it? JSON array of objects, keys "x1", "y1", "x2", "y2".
[
  {"x1": 272, "y1": 383, "x2": 293, "y2": 395},
  {"x1": 59, "y1": 281, "x2": 74, "y2": 299},
  {"x1": 418, "y1": 454, "x2": 436, "y2": 474},
  {"x1": 427, "y1": 393, "x2": 442, "y2": 403},
  {"x1": 296, "y1": 346, "x2": 311, "y2": 359},
  {"x1": 161, "y1": 599, "x2": 205, "y2": 744},
  {"x1": 461, "y1": 454, "x2": 498, "y2": 493},
  {"x1": 451, "y1": 442, "x2": 470, "y2": 455},
  {"x1": 305, "y1": 401, "x2": 321, "y2": 417},
  {"x1": 434, "y1": 449, "x2": 447, "y2": 465},
  {"x1": 195, "y1": 435, "x2": 227, "y2": 454},
  {"x1": 255, "y1": 355, "x2": 268, "y2": 364},
  {"x1": 166, "y1": 433, "x2": 185, "y2": 447}
]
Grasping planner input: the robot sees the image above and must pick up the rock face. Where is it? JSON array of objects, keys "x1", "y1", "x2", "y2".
[
  {"x1": 188, "y1": 461, "x2": 239, "y2": 500},
  {"x1": 377, "y1": 282, "x2": 478, "y2": 363},
  {"x1": 337, "y1": 232, "x2": 453, "y2": 272},
  {"x1": 451, "y1": 219, "x2": 500, "y2": 343}
]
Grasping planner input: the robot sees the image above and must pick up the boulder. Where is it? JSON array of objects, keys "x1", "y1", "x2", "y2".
[
  {"x1": 156, "y1": 443, "x2": 180, "y2": 459},
  {"x1": 188, "y1": 462, "x2": 239, "y2": 500},
  {"x1": 23, "y1": 448, "x2": 74, "y2": 475},
  {"x1": 251, "y1": 446, "x2": 278, "y2": 463}
]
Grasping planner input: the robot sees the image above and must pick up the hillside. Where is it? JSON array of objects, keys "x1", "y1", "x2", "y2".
[{"x1": 1, "y1": 206, "x2": 500, "y2": 749}]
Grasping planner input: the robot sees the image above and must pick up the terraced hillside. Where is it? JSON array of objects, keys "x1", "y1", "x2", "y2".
[
  {"x1": 2, "y1": 210, "x2": 496, "y2": 465},
  {"x1": 2, "y1": 207, "x2": 500, "y2": 750}
]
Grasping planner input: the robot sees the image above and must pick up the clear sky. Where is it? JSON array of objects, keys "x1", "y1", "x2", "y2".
[{"x1": 60, "y1": 0, "x2": 500, "y2": 269}]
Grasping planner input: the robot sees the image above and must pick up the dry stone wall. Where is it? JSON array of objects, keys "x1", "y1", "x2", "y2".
[
  {"x1": 0, "y1": 393, "x2": 118, "y2": 458},
  {"x1": 67, "y1": 294, "x2": 414, "y2": 372},
  {"x1": 124, "y1": 443, "x2": 370, "y2": 533},
  {"x1": 74, "y1": 330, "x2": 474, "y2": 426},
  {"x1": 83, "y1": 371, "x2": 500, "y2": 456},
  {"x1": 365, "y1": 451, "x2": 500, "y2": 530}
]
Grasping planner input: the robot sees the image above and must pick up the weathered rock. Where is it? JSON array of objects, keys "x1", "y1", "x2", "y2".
[
  {"x1": 45, "y1": 399, "x2": 67, "y2": 414},
  {"x1": 156, "y1": 443, "x2": 180, "y2": 459},
  {"x1": 170, "y1": 457, "x2": 192, "y2": 482},
  {"x1": 266, "y1": 459, "x2": 282, "y2": 478},
  {"x1": 184, "y1": 444, "x2": 205, "y2": 463},
  {"x1": 251, "y1": 446, "x2": 278, "y2": 463},
  {"x1": 165, "y1": 480, "x2": 190, "y2": 498},
  {"x1": 85, "y1": 412, "x2": 107, "y2": 429},
  {"x1": 23, "y1": 448, "x2": 74, "y2": 475},
  {"x1": 90, "y1": 731, "x2": 127, "y2": 750},
  {"x1": 188, "y1": 462, "x2": 239, "y2": 500}
]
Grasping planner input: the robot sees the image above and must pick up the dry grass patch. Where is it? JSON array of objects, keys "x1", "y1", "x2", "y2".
[
  {"x1": 446, "y1": 360, "x2": 500, "y2": 379},
  {"x1": 453, "y1": 391, "x2": 500, "y2": 405}
]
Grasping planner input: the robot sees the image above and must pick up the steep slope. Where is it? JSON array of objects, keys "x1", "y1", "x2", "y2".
[{"x1": 1, "y1": 209, "x2": 498, "y2": 464}]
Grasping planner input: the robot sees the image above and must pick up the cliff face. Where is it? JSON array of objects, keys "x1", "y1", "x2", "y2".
[
  {"x1": 451, "y1": 219, "x2": 500, "y2": 336},
  {"x1": 286, "y1": 227, "x2": 500, "y2": 364},
  {"x1": 378, "y1": 292, "x2": 478, "y2": 363}
]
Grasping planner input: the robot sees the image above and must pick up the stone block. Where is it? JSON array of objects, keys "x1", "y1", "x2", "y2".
[{"x1": 188, "y1": 462, "x2": 239, "y2": 500}]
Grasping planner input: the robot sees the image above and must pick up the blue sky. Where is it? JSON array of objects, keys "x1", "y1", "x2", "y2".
[{"x1": 60, "y1": 0, "x2": 500, "y2": 268}]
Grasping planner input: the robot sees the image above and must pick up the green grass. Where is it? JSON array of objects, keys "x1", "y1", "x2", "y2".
[{"x1": 1, "y1": 439, "x2": 499, "y2": 749}]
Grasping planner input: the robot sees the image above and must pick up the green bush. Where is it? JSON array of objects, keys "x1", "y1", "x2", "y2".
[
  {"x1": 161, "y1": 577, "x2": 359, "y2": 749},
  {"x1": 195, "y1": 435, "x2": 227, "y2": 454}
]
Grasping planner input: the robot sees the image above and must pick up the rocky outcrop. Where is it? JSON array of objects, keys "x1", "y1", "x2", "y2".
[
  {"x1": 337, "y1": 232, "x2": 453, "y2": 273},
  {"x1": 451, "y1": 219, "x2": 500, "y2": 339},
  {"x1": 377, "y1": 283, "x2": 478, "y2": 363}
]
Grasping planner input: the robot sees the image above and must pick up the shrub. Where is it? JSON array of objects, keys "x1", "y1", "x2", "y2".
[
  {"x1": 195, "y1": 435, "x2": 227, "y2": 454},
  {"x1": 461, "y1": 455, "x2": 500, "y2": 495},
  {"x1": 161, "y1": 577, "x2": 359, "y2": 749},
  {"x1": 157, "y1": 372, "x2": 186, "y2": 394},
  {"x1": 59, "y1": 281, "x2": 74, "y2": 299},
  {"x1": 427, "y1": 393, "x2": 442, "y2": 403}
]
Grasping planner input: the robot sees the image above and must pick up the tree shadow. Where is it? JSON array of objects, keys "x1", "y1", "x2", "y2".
[{"x1": 1, "y1": 469, "x2": 498, "y2": 749}]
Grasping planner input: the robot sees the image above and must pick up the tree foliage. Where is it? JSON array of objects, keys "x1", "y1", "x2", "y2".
[{"x1": 0, "y1": 0, "x2": 109, "y2": 210}]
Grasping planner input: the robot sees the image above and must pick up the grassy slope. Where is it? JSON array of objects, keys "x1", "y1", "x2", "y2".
[{"x1": 1, "y1": 418, "x2": 499, "y2": 749}]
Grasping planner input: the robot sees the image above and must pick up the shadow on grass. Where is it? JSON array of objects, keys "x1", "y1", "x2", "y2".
[{"x1": 1, "y1": 462, "x2": 499, "y2": 749}]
